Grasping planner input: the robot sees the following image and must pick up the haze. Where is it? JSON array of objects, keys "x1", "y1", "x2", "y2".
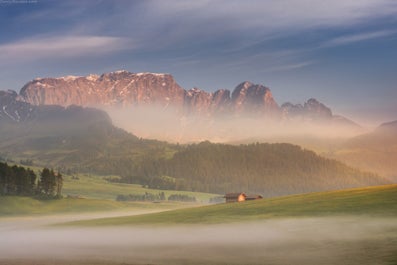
[
  {"x1": 1, "y1": 215, "x2": 396, "y2": 265},
  {"x1": 107, "y1": 105, "x2": 364, "y2": 143},
  {"x1": 1, "y1": 1, "x2": 397, "y2": 124}
]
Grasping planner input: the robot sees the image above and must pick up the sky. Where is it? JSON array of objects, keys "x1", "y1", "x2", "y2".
[{"x1": 0, "y1": 0, "x2": 396, "y2": 126}]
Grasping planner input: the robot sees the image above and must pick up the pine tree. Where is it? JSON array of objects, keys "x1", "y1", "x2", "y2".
[
  {"x1": 56, "y1": 172, "x2": 63, "y2": 197},
  {"x1": 39, "y1": 168, "x2": 57, "y2": 197}
]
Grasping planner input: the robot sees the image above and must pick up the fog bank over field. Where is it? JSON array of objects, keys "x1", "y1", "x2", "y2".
[
  {"x1": 107, "y1": 106, "x2": 363, "y2": 143},
  {"x1": 1, "y1": 216, "x2": 396, "y2": 265}
]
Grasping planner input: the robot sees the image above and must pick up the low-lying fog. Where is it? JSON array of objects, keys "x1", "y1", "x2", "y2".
[
  {"x1": 106, "y1": 106, "x2": 364, "y2": 143},
  {"x1": 1, "y1": 215, "x2": 396, "y2": 265}
]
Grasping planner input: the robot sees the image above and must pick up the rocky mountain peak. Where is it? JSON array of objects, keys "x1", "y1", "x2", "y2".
[
  {"x1": 20, "y1": 71, "x2": 185, "y2": 108},
  {"x1": 0, "y1": 90, "x2": 33, "y2": 123},
  {"x1": 231, "y1": 81, "x2": 279, "y2": 116},
  {"x1": 304, "y1": 98, "x2": 332, "y2": 119},
  {"x1": 281, "y1": 98, "x2": 333, "y2": 121},
  {"x1": 16, "y1": 70, "x2": 357, "y2": 125}
]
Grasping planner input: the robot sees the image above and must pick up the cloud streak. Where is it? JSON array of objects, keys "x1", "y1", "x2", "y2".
[
  {"x1": 143, "y1": 0, "x2": 397, "y2": 33},
  {"x1": 0, "y1": 35, "x2": 132, "y2": 61},
  {"x1": 323, "y1": 30, "x2": 397, "y2": 47}
]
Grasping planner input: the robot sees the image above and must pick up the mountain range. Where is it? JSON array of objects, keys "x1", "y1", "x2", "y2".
[
  {"x1": 17, "y1": 70, "x2": 357, "y2": 126},
  {"x1": 0, "y1": 92, "x2": 389, "y2": 196},
  {"x1": 0, "y1": 71, "x2": 395, "y2": 194}
]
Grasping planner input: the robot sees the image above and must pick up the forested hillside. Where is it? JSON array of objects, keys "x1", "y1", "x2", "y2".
[
  {"x1": 0, "y1": 105, "x2": 177, "y2": 175},
  {"x1": 120, "y1": 142, "x2": 388, "y2": 196},
  {"x1": 0, "y1": 100, "x2": 389, "y2": 197}
]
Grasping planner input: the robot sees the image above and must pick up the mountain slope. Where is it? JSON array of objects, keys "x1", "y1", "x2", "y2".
[
  {"x1": 19, "y1": 71, "x2": 281, "y2": 119},
  {"x1": 329, "y1": 120, "x2": 397, "y2": 181},
  {"x1": 1, "y1": 89, "x2": 387, "y2": 196},
  {"x1": 0, "y1": 92, "x2": 174, "y2": 174},
  {"x1": 121, "y1": 142, "x2": 389, "y2": 196},
  {"x1": 16, "y1": 71, "x2": 362, "y2": 142},
  {"x1": 19, "y1": 71, "x2": 355, "y2": 123},
  {"x1": 67, "y1": 184, "x2": 397, "y2": 225}
]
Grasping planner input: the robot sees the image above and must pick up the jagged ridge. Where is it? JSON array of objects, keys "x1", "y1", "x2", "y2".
[{"x1": 19, "y1": 71, "x2": 280, "y2": 118}]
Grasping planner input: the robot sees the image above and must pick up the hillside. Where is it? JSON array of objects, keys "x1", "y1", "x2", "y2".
[
  {"x1": 0, "y1": 91, "x2": 389, "y2": 196},
  {"x1": 0, "y1": 103, "x2": 175, "y2": 175},
  {"x1": 13, "y1": 71, "x2": 362, "y2": 142},
  {"x1": 120, "y1": 142, "x2": 389, "y2": 196},
  {"x1": 329, "y1": 120, "x2": 397, "y2": 181},
  {"x1": 66, "y1": 184, "x2": 397, "y2": 226}
]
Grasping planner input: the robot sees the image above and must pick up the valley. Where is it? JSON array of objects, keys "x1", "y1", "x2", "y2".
[
  {"x1": 1, "y1": 75, "x2": 394, "y2": 198},
  {"x1": 1, "y1": 184, "x2": 396, "y2": 265},
  {"x1": 2, "y1": 2, "x2": 396, "y2": 265}
]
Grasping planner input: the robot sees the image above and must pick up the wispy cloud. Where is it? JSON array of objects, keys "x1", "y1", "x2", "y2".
[
  {"x1": 262, "y1": 61, "x2": 316, "y2": 73},
  {"x1": 116, "y1": 0, "x2": 397, "y2": 58},
  {"x1": 144, "y1": 0, "x2": 397, "y2": 32},
  {"x1": 0, "y1": 35, "x2": 132, "y2": 61},
  {"x1": 322, "y1": 30, "x2": 397, "y2": 47}
]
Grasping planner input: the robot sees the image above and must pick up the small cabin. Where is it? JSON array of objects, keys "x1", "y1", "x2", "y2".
[
  {"x1": 224, "y1": 193, "x2": 263, "y2": 203},
  {"x1": 224, "y1": 193, "x2": 246, "y2": 203},
  {"x1": 245, "y1": 194, "x2": 263, "y2": 201}
]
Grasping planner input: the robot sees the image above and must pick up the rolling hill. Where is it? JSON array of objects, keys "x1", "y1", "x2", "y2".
[
  {"x1": 0, "y1": 90, "x2": 389, "y2": 197},
  {"x1": 329, "y1": 120, "x2": 397, "y2": 181},
  {"x1": 124, "y1": 141, "x2": 389, "y2": 196},
  {"x1": 0, "y1": 99, "x2": 175, "y2": 175},
  {"x1": 65, "y1": 184, "x2": 397, "y2": 226}
]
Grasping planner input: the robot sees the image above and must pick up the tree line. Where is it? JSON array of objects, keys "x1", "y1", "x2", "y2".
[
  {"x1": 118, "y1": 142, "x2": 386, "y2": 197},
  {"x1": 116, "y1": 191, "x2": 196, "y2": 202},
  {"x1": 0, "y1": 162, "x2": 63, "y2": 199}
]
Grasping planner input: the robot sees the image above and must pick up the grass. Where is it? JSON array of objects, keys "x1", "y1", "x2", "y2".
[
  {"x1": 0, "y1": 196, "x2": 194, "y2": 217},
  {"x1": 62, "y1": 173, "x2": 219, "y2": 202},
  {"x1": 0, "y1": 196, "x2": 127, "y2": 216},
  {"x1": 66, "y1": 184, "x2": 397, "y2": 226},
  {"x1": 0, "y1": 172, "x2": 217, "y2": 217}
]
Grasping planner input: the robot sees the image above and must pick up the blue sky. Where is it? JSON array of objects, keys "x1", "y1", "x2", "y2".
[{"x1": 0, "y1": 0, "x2": 396, "y2": 125}]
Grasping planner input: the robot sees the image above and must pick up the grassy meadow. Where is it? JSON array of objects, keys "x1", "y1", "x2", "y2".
[
  {"x1": 65, "y1": 184, "x2": 397, "y2": 226},
  {"x1": 62, "y1": 173, "x2": 219, "y2": 202},
  {"x1": 0, "y1": 173, "x2": 218, "y2": 217},
  {"x1": 1, "y1": 181, "x2": 396, "y2": 265}
]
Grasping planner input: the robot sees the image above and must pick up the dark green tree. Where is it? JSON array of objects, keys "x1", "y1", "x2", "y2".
[
  {"x1": 38, "y1": 168, "x2": 57, "y2": 197},
  {"x1": 56, "y1": 172, "x2": 63, "y2": 197}
]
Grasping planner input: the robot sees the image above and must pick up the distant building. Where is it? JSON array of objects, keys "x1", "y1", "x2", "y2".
[
  {"x1": 224, "y1": 193, "x2": 263, "y2": 203},
  {"x1": 245, "y1": 194, "x2": 263, "y2": 200},
  {"x1": 224, "y1": 192, "x2": 246, "y2": 203}
]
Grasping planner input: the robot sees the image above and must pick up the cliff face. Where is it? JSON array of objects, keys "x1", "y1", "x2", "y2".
[
  {"x1": 231, "y1": 81, "x2": 279, "y2": 117},
  {"x1": 281, "y1": 98, "x2": 332, "y2": 121},
  {"x1": 19, "y1": 71, "x2": 186, "y2": 110},
  {"x1": 20, "y1": 71, "x2": 281, "y2": 118},
  {"x1": 18, "y1": 70, "x2": 360, "y2": 128},
  {"x1": 0, "y1": 90, "x2": 33, "y2": 123},
  {"x1": 0, "y1": 89, "x2": 113, "y2": 126}
]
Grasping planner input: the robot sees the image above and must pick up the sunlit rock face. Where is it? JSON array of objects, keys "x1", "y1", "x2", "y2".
[
  {"x1": 17, "y1": 70, "x2": 361, "y2": 139},
  {"x1": 231, "y1": 81, "x2": 280, "y2": 117},
  {"x1": 20, "y1": 71, "x2": 281, "y2": 119},
  {"x1": 20, "y1": 71, "x2": 186, "y2": 110}
]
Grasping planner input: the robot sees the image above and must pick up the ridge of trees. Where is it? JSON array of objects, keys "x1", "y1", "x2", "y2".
[
  {"x1": 0, "y1": 162, "x2": 63, "y2": 199},
  {"x1": 116, "y1": 192, "x2": 196, "y2": 202},
  {"x1": 119, "y1": 142, "x2": 387, "y2": 196}
]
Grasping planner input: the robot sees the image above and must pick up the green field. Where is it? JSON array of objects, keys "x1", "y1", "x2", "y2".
[
  {"x1": 0, "y1": 196, "x2": 126, "y2": 216},
  {"x1": 0, "y1": 173, "x2": 218, "y2": 217},
  {"x1": 0, "y1": 196, "x2": 197, "y2": 216},
  {"x1": 62, "y1": 173, "x2": 219, "y2": 202},
  {"x1": 66, "y1": 184, "x2": 397, "y2": 226}
]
